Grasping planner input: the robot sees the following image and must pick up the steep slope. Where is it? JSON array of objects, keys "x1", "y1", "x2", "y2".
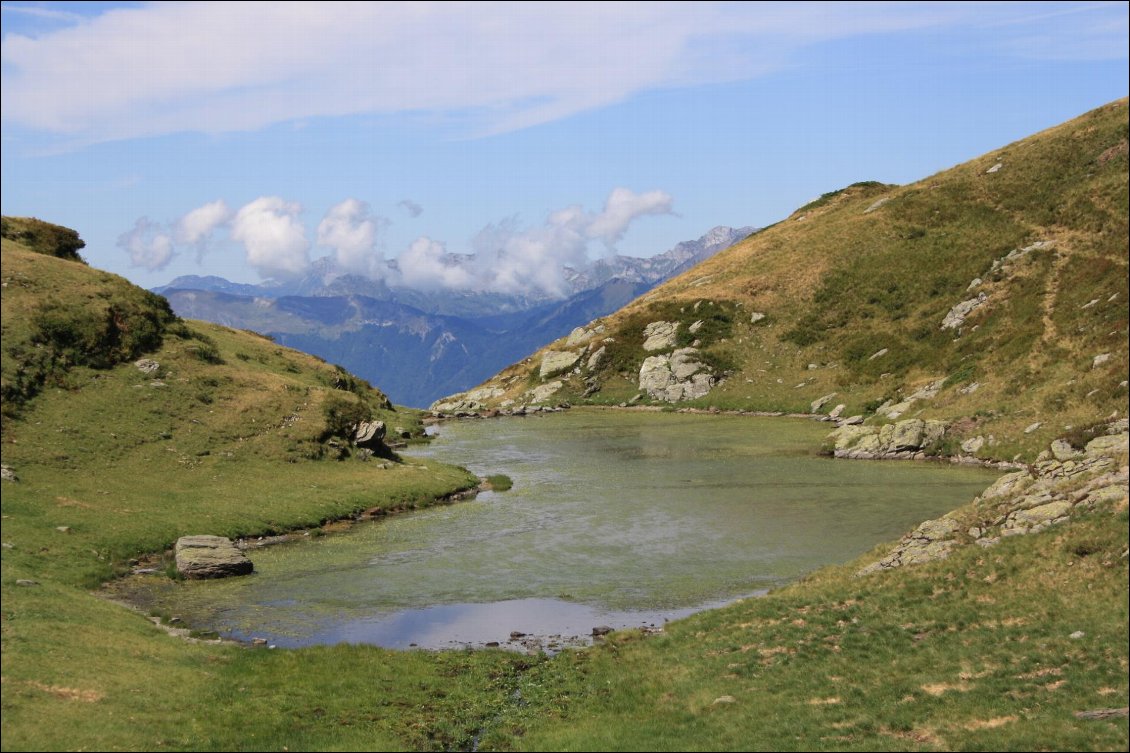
[{"x1": 443, "y1": 99, "x2": 1129, "y2": 462}]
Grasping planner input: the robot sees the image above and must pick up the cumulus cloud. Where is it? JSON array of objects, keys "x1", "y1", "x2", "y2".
[
  {"x1": 587, "y1": 188, "x2": 674, "y2": 248},
  {"x1": 397, "y1": 236, "x2": 475, "y2": 291},
  {"x1": 175, "y1": 199, "x2": 231, "y2": 257},
  {"x1": 8, "y1": 3, "x2": 1115, "y2": 146},
  {"x1": 397, "y1": 199, "x2": 423, "y2": 218},
  {"x1": 462, "y1": 187, "x2": 673, "y2": 296},
  {"x1": 317, "y1": 198, "x2": 387, "y2": 277},
  {"x1": 117, "y1": 217, "x2": 174, "y2": 271},
  {"x1": 230, "y1": 197, "x2": 310, "y2": 279}
]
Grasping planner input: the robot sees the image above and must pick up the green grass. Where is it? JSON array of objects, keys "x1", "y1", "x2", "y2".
[{"x1": 486, "y1": 473, "x2": 514, "y2": 491}]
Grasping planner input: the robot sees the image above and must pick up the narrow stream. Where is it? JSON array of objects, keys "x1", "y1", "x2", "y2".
[{"x1": 118, "y1": 411, "x2": 1001, "y2": 650}]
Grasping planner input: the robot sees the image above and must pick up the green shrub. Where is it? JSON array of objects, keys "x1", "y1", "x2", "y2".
[
  {"x1": 320, "y1": 394, "x2": 372, "y2": 442},
  {"x1": 486, "y1": 474, "x2": 513, "y2": 491},
  {"x1": 1, "y1": 216, "x2": 87, "y2": 263}
]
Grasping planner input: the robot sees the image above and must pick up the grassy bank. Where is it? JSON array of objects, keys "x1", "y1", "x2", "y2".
[{"x1": 488, "y1": 502, "x2": 1128, "y2": 751}]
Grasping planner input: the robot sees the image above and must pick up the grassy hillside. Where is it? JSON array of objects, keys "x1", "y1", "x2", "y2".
[
  {"x1": 450, "y1": 99, "x2": 1129, "y2": 462},
  {"x1": 1, "y1": 223, "x2": 539, "y2": 750},
  {"x1": 2, "y1": 98, "x2": 1127, "y2": 752}
]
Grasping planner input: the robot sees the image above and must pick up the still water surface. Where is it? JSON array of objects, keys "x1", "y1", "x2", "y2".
[{"x1": 126, "y1": 411, "x2": 1000, "y2": 649}]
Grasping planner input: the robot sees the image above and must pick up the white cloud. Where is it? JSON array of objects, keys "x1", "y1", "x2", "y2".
[
  {"x1": 317, "y1": 198, "x2": 387, "y2": 277},
  {"x1": 397, "y1": 199, "x2": 423, "y2": 218},
  {"x1": 230, "y1": 197, "x2": 310, "y2": 279},
  {"x1": 175, "y1": 199, "x2": 231, "y2": 249},
  {"x1": 117, "y1": 217, "x2": 174, "y2": 271},
  {"x1": 397, "y1": 236, "x2": 475, "y2": 291},
  {"x1": 7, "y1": 2, "x2": 1116, "y2": 145},
  {"x1": 587, "y1": 188, "x2": 674, "y2": 248},
  {"x1": 463, "y1": 187, "x2": 673, "y2": 296},
  {"x1": 0, "y1": 3, "x2": 82, "y2": 23}
]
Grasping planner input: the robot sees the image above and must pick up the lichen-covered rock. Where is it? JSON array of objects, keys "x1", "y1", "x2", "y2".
[
  {"x1": 175, "y1": 535, "x2": 253, "y2": 579},
  {"x1": 352, "y1": 420, "x2": 386, "y2": 450},
  {"x1": 642, "y1": 321, "x2": 679, "y2": 352},
  {"x1": 638, "y1": 348, "x2": 714, "y2": 402},
  {"x1": 940, "y1": 293, "x2": 988, "y2": 330},
  {"x1": 134, "y1": 358, "x2": 160, "y2": 374},
  {"x1": 889, "y1": 419, "x2": 926, "y2": 452},
  {"x1": 1003, "y1": 501, "x2": 1072, "y2": 534},
  {"x1": 1050, "y1": 439, "x2": 1083, "y2": 462},
  {"x1": 566, "y1": 327, "x2": 594, "y2": 346},
  {"x1": 1086, "y1": 433, "x2": 1128, "y2": 459},
  {"x1": 586, "y1": 346, "x2": 606, "y2": 371},
  {"x1": 961, "y1": 436, "x2": 985, "y2": 454},
  {"x1": 829, "y1": 418, "x2": 946, "y2": 458},
  {"x1": 539, "y1": 350, "x2": 581, "y2": 379},
  {"x1": 528, "y1": 380, "x2": 563, "y2": 404},
  {"x1": 811, "y1": 393, "x2": 836, "y2": 413}
]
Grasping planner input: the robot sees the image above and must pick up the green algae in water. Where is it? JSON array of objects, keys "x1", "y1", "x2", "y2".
[{"x1": 121, "y1": 411, "x2": 1003, "y2": 648}]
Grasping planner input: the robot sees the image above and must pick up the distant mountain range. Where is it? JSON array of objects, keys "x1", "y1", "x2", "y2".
[{"x1": 154, "y1": 226, "x2": 755, "y2": 406}]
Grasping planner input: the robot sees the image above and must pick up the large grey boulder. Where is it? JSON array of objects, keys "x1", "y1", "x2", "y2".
[
  {"x1": 566, "y1": 327, "x2": 594, "y2": 346},
  {"x1": 586, "y1": 346, "x2": 607, "y2": 371},
  {"x1": 1050, "y1": 439, "x2": 1082, "y2": 462},
  {"x1": 353, "y1": 420, "x2": 386, "y2": 450},
  {"x1": 528, "y1": 380, "x2": 563, "y2": 403},
  {"x1": 540, "y1": 350, "x2": 581, "y2": 379},
  {"x1": 642, "y1": 321, "x2": 679, "y2": 352},
  {"x1": 175, "y1": 535, "x2": 253, "y2": 579},
  {"x1": 638, "y1": 348, "x2": 714, "y2": 402}
]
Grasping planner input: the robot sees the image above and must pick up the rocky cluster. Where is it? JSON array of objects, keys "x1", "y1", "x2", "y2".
[{"x1": 858, "y1": 430, "x2": 1128, "y2": 575}]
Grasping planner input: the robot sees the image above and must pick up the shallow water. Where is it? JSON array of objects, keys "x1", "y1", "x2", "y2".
[{"x1": 123, "y1": 410, "x2": 1001, "y2": 650}]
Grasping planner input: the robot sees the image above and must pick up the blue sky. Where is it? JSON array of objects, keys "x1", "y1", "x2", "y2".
[{"x1": 2, "y1": 1, "x2": 1127, "y2": 295}]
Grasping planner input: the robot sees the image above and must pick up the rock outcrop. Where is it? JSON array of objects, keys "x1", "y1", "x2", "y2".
[
  {"x1": 639, "y1": 348, "x2": 714, "y2": 402},
  {"x1": 174, "y1": 535, "x2": 254, "y2": 579},
  {"x1": 430, "y1": 387, "x2": 505, "y2": 414},
  {"x1": 352, "y1": 420, "x2": 386, "y2": 450},
  {"x1": 642, "y1": 321, "x2": 679, "y2": 352},
  {"x1": 827, "y1": 418, "x2": 948, "y2": 459},
  {"x1": 941, "y1": 293, "x2": 988, "y2": 330},
  {"x1": 858, "y1": 430, "x2": 1129, "y2": 575},
  {"x1": 528, "y1": 380, "x2": 563, "y2": 404},
  {"x1": 539, "y1": 350, "x2": 582, "y2": 379}
]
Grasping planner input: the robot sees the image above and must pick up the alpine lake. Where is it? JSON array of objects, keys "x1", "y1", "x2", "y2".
[{"x1": 113, "y1": 410, "x2": 1002, "y2": 652}]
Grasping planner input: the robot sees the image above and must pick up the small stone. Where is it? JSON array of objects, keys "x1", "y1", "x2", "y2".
[
  {"x1": 811, "y1": 393, "x2": 837, "y2": 413},
  {"x1": 961, "y1": 436, "x2": 985, "y2": 454},
  {"x1": 134, "y1": 358, "x2": 160, "y2": 374},
  {"x1": 485, "y1": 641, "x2": 500, "y2": 648},
  {"x1": 509, "y1": 631, "x2": 527, "y2": 640},
  {"x1": 55, "y1": 526, "x2": 72, "y2": 534},
  {"x1": 750, "y1": 312, "x2": 766, "y2": 324},
  {"x1": 251, "y1": 638, "x2": 268, "y2": 646},
  {"x1": 868, "y1": 348, "x2": 888, "y2": 361},
  {"x1": 1024, "y1": 422, "x2": 1042, "y2": 434},
  {"x1": 0, "y1": 465, "x2": 17, "y2": 483},
  {"x1": 986, "y1": 162, "x2": 1003, "y2": 174},
  {"x1": 1069, "y1": 631, "x2": 1085, "y2": 639},
  {"x1": 592, "y1": 625, "x2": 613, "y2": 636},
  {"x1": 1092, "y1": 353, "x2": 1111, "y2": 369},
  {"x1": 712, "y1": 695, "x2": 737, "y2": 705},
  {"x1": 16, "y1": 579, "x2": 39, "y2": 587}
]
